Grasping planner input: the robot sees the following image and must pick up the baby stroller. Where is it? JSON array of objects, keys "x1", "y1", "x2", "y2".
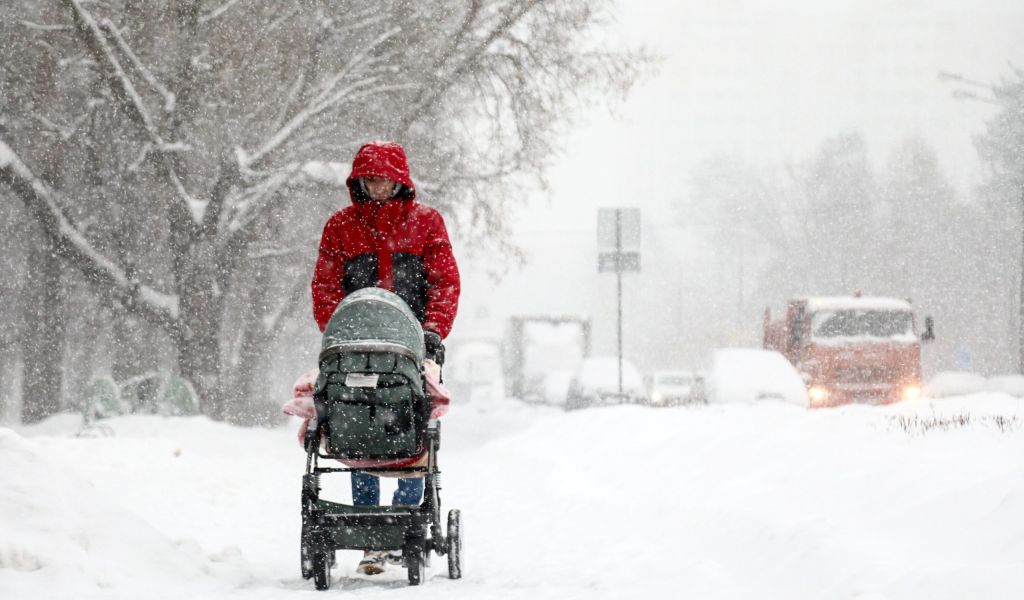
[{"x1": 299, "y1": 288, "x2": 462, "y2": 590}]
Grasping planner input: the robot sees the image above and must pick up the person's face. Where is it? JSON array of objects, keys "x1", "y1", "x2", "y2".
[{"x1": 364, "y1": 177, "x2": 397, "y2": 201}]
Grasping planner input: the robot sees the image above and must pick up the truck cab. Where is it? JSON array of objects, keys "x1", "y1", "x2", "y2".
[{"x1": 764, "y1": 295, "x2": 933, "y2": 407}]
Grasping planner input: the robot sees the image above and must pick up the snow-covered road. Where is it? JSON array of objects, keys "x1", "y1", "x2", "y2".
[{"x1": 4, "y1": 394, "x2": 1024, "y2": 599}]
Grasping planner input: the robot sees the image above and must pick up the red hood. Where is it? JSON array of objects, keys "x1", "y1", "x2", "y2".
[{"x1": 345, "y1": 141, "x2": 416, "y2": 202}]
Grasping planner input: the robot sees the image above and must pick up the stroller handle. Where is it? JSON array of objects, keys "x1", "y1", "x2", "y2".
[{"x1": 319, "y1": 340, "x2": 421, "y2": 364}]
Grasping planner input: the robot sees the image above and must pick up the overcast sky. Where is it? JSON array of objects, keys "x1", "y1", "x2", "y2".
[{"x1": 454, "y1": 0, "x2": 1024, "y2": 369}]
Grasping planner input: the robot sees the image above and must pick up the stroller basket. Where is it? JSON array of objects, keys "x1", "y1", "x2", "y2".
[
  {"x1": 315, "y1": 342, "x2": 428, "y2": 460},
  {"x1": 314, "y1": 288, "x2": 429, "y2": 461}
]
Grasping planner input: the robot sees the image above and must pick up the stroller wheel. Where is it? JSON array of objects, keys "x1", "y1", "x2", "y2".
[
  {"x1": 404, "y1": 537, "x2": 426, "y2": 586},
  {"x1": 447, "y1": 509, "x2": 462, "y2": 579},
  {"x1": 312, "y1": 550, "x2": 332, "y2": 591},
  {"x1": 300, "y1": 543, "x2": 313, "y2": 580}
]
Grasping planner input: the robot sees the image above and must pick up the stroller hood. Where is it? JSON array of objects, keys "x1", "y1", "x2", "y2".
[{"x1": 320, "y1": 288, "x2": 426, "y2": 363}]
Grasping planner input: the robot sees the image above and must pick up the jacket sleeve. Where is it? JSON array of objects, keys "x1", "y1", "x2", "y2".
[
  {"x1": 311, "y1": 216, "x2": 345, "y2": 332},
  {"x1": 421, "y1": 210, "x2": 460, "y2": 338}
]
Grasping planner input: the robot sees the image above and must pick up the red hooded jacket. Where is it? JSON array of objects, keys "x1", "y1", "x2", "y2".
[{"x1": 311, "y1": 142, "x2": 460, "y2": 337}]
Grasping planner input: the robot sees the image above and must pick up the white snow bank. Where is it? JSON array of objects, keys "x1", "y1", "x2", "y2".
[
  {"x1": 887, "y1": 392, "x2": 1024, "y2": 420},
  {"x1": 0, "y1": 427, "x2": 217, "y2": 600},
  {"x1": 925, "y1": 371, "x2": 1024, "y2": 399},
  {"x1": 985, "y1": 374, "x2": 1024, "y2": 397},
  {"x1": 450, "y1": 397, "x2": 1024, "y2": 600},
  {"x1": 925, "y1": 371, "x2": 987, "y2": 398},
  {"x1": 5, "y1": 393, "x2": 1024, "y2": 600}
]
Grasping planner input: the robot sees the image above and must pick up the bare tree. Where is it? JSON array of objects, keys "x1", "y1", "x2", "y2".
[
  {"x1": 971, "y1": 66, "x2": 1024, "y2": 372},
  {"x1": 0, "y1": 1, "x2": 643, "y2": 421}
]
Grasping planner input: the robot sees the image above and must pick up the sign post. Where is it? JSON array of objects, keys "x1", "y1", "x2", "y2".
[{"x1": 597, "y1": 208, "x2": 641, "y2": 396}]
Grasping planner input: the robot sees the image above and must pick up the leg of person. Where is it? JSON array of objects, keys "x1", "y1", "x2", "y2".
[
  {"x1": 351, "y1": 471, "x2": 381, "y2": 506},
  {"x1": 393, "y1": 476, "x2": 424, "y2": 506},
  {"x1": 386, "y1": 477, "x2": 426, "y2": 566},
  {"x1": 351, "y1": 472, "x2": 387, "y2": 575}
]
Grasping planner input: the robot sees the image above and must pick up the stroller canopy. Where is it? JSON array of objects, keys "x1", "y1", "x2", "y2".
[{"x1": 321, "y1": 288, "x2": 426, "y2": 363}]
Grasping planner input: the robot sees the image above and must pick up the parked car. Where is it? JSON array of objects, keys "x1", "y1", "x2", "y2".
[
  {"x1": 648, "y1": 370, "x2": 698, "y2": 406},
  {"x1": 701, "y1": 348, "x2": 808, "y2": 407},
  {"x1": 444, "y1": 340, "x2": 505, "y2": 403},
  {"x1": 565, "y1": 356, "x2": 646, "y2": 410},
  {"x1": 541, "y1": 369, "x2": 576, "y2": 407}
]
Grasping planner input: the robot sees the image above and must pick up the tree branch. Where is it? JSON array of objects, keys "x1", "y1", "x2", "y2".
[
  {"x1": 201, "y1": 156, "x2": 240, "y2": 237},
  {"x1": 265, "y1": 269, "x2": 312, "y2": 335},
  {"x1": 64, "y1": 0, "x2": 158, "y2": 134},
  {"x1": 0, "y1": 138, "x2": 178, "y2": 332},
  {"x1": 240, "y1": 30, "x2": 404, "y2": 173},
  {"x1": 99, "y1": 18, "x2": 175, "y2": 112},
  {"x1": 20, "y1": 20, "x2": 73, "y2": 32},
  {"x1": 398, "y1": 0, "x2": 544, "y2": 134},
  {"x1": 198, "y1": 0, "x2": 244, "y2": 24},
  {"x1": 63, "y1": 0, "x2": 200, "y2": 225}
]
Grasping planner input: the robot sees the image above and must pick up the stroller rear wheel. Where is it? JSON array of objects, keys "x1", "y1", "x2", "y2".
[
  {"x1": 300, "y1": 543, "x2": 313, "y2": 580},
  {"x1": 447, "y1": 509, "x2": 462, "y2": 579}
]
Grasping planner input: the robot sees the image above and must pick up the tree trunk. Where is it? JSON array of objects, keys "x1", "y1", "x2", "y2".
[
  {"x1": 176, "y1": 289, "x2": 225, "y2": 419},
  {"x1": 20, "y1": 238, "x2": 65, "y2": 423},
  {"x1": 172, "y1": 236, "x2": 227, "y2": 418},
  {"x1": 0, "y1": 342, "x2": 14, "y2": 422},
  {"x1": 227, "y1": 264, "x2": 276, "y2": 426}
]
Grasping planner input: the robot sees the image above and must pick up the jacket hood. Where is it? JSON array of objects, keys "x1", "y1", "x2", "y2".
[{"x1": 345, "y1": 141, "x2": 416, "y2": 203}]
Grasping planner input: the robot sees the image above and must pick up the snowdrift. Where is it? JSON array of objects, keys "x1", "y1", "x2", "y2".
[
  {"x1": 926, "y1": 371, "x2": 1024, "y2": 399},
  {"x1": 0, "y1": 427, "x2": 213, "y2": 599},
  {"x1": 3, "y1": 392, "x2": 1024, "y2": 599}
]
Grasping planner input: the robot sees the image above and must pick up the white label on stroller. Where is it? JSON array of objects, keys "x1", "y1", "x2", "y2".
[{"x1": 345, "y1": 373, "x2": 379, "y2": 388}]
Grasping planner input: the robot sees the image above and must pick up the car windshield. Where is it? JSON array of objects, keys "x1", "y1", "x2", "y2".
[{"x1": 810, "y1": 310, "x2": 913, "y2": 339}]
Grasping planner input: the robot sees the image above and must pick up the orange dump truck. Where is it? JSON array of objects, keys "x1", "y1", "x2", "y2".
[{"x1": 763, "y1": 295, "x2": 934, "y2": 407}]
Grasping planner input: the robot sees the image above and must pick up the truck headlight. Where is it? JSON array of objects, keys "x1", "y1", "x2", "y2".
[
  {"x1": 808, "y1": 386, "x2": 828, "y2": 405},
  {"x1": 901, "y1": 385, "x2": 922, "y2": 401}
]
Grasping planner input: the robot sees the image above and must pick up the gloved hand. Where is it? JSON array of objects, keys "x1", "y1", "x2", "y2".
[{"x1": 424, "y1": 329, "x2": 445, "y2": 366}]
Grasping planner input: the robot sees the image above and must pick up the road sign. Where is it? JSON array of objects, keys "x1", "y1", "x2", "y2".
[
  {"x1": 598, "y1": 207, "x2": 641, "y2": 251},
  {"x1": 598, "y1": 251, "x2": 641, "y2": 273},
  {"x1": 596, "y1": 208, "x2": 641, "y2": 396}
]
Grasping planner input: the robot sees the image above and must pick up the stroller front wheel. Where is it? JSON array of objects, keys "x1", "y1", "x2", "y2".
[
  {"x1": 404, "y1": 536, "x2": 426, "y2": 586},
  {"x1": 312, "y1": 550, "x2": 332, "y2": 591}
]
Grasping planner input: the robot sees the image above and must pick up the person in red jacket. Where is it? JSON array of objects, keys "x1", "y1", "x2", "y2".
[{"x1": 311, "y1": 141, "x2": 460, "y2": 575}]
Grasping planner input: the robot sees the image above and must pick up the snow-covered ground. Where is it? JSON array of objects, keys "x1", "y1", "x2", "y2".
[{"x1": 3, "y1": 392, "x2": 1024, "y2": 600}]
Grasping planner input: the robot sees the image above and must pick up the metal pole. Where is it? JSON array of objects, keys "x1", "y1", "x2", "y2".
[
  {"x1": 616, "y1": 209, "x2": 623, "y2": 395},
  {"x1": 737, "y1": 239, "x2": 744, "y2": 333},
  {"x1": 1019, "y1": 185, "x2": 1024, "y2": 373}
]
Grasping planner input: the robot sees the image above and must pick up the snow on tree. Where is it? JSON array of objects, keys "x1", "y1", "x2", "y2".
[{"x1": 0, "y1": 1, "x2": 644, "y2": 422}]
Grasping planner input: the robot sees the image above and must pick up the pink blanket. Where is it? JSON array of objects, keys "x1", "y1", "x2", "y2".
[{"x1": 282, "y1": 365, "x2": 451, "y2": 470}]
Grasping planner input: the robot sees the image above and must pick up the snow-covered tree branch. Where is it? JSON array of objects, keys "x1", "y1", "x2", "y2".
[
  {"x1": 0, "y1": 138, "x2": 179, "y2": 331},
  {"x1": 1, "y1": 0, "x2": 643, "y2": 422}
]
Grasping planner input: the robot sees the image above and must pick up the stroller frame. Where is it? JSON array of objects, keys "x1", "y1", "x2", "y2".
[{"x1": 299, "y1": 363, "x2": 462, "y2": 590}]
